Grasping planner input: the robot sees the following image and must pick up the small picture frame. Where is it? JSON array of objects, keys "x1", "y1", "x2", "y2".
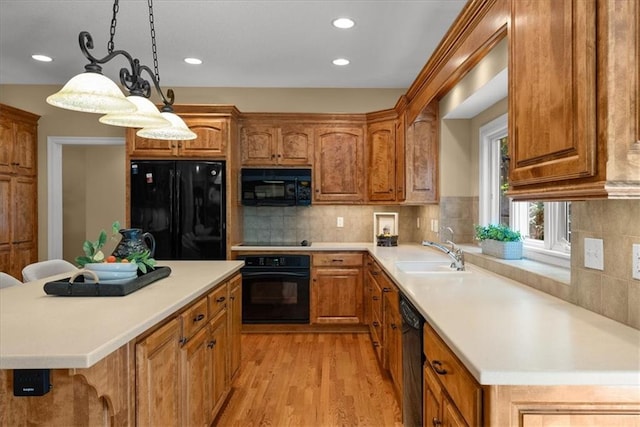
[{"x1": 373, "y1": 212, "x2": 398, "y2": 244}]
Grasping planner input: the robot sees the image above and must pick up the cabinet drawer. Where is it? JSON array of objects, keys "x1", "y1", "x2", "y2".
[
  {"x1": 208, "y1": 282, "x2": 228, "y2": 317},
  {"x1": 313, "y1": 252, "x2": 363, "y2": 267},
  {"x1": 423, "y1": 322, "x2": 482, "y2": 427},
  {"x1": 181, "y1": 297, "x2": 209, "y2": 340}
]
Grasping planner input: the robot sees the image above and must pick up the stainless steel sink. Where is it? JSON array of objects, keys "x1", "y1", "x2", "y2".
[{"x1": 394, "y1": 261, "x2": 470, "y2": 274}]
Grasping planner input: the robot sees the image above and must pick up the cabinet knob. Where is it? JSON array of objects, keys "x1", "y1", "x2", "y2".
[
  {"x1": 372, "y1": 341, "x2": 380, "y2": 347},
  {"x1": 391, "y1": 323, "x2": 397, "y2": 329},
  {"x1": 216, "y1": 296, "x2": 226, "y2": 303},
  {"x1": 372, "y1": 321, "x2": 380, "y2": 327},
  {"x1": 207, "y1": 339, "x2": 216, "y2": 349},
  {"x1": 432, "y1": 360, "x2": 448, "y2": 375},
  {"x1": 179, "y1": 337, "x2": 187, "y2": 345},
  {"x1": 230, "y1": 296, "x2": 235, "y2": 301},
  {"x1": 372, "y1": 296, "x2": 380, "y2": 301},
  {"x1": 382, "y1": 287, "x2": 390, "y2": 292},
  {"x1": 193, "y1": 313, "x2": 205, "y2": 322},
  {"x1": 432, "y1": 417, "x2": 442, "y2": 426}
]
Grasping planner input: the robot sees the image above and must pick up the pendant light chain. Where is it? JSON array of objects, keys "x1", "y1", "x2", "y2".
[
  {"x1": 148, "y1": 0, "x2": 160, "y2": 84},
  {"x1": 107, "y1": 0, "x2": 119, "y2": 54}
]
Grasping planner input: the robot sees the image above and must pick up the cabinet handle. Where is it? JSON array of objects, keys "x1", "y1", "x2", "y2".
[
  {"x1": 179, "y1": 337, "x2": 187, "y2": 345},
  {"x1": 216, "y1": 296, "x2": 226, "y2": 303},
  {"x1": 391, "y1": 323, "x2": 397, "y2": 329},
  {"x1": 372, "y1": 296, "x2": 380, "y2": 301},
  {"x1": 432, "y1": 360, "x2": 448, "y2": 375},
  {"x1": 372, "y1": 271, "x2": 379, "y2": 276},
  {"x1": 432, "y1": 417, "x2": 442, "y2": 426},
  {"x1": 11, "y1": 162, "x2": 19, "y2": 166},
  {"x1": 331, "y1": 259, "x2": 344, "y2": 263},
  {"x1": 193, "y1": 313, "x2": 205, "y2": 322},
  {"x1": 230, "y1": 296, "x2": 235, "y2": 301},
  {"x1": 207, "y1": 339, "x2": 216, "y2": 349},
  {"x1": 171, "y1": 143, "x2": 176, "y2": 148},
  {"x1": 373, "y1": 321, "x2": 380, "y2": 327},
  {"x1": 372, "y1": 341, "x2": 380, "y2": 347},
  {"x1": 382, "y1": 287, "x2": 390, "y2": 292}
]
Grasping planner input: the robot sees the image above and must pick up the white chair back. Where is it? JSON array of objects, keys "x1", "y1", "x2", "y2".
[
  {"x1": 0, "y1": 272, "x2": 22, "y2": 289},
  {"x1": 21, "y1": 259, "x2": 78, "y2": 282}
]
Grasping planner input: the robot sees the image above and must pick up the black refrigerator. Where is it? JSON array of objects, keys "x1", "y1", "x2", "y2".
[{"x1": 129, "y1": 160, "x2": 226, "y2": 260}]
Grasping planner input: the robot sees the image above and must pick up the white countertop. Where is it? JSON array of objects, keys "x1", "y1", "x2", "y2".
[
  {"x1": 0, "y1": 261, "x2": 243, "y2": 369},
  {"x1": 232, "y1": 242, "x2": 640, "y2": 386}
]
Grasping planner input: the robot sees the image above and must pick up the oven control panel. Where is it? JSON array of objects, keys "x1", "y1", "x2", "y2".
[{"x1": 239, "y1": 255, "x2": 310, "y2": 269}]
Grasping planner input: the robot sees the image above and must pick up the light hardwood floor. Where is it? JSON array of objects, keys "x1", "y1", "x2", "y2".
[{"x1": 214, "y1": 333, "x2": 403, "y2": 426}]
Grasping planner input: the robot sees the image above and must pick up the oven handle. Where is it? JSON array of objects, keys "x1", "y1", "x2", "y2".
[{"x1": 241, "y1": 271, "x2": 310, "y2": 279}]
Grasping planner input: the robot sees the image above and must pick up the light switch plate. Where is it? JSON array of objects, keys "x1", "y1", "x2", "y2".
[
  {"x1": 633, "y1": 244, "x2": 640, "y2": 280},
  {"x1": 336, "y1": 217, "x2": 344, "y2": 228},
  {"x1": 584, "y1": 238, "x2": 604, "y2": 271}
]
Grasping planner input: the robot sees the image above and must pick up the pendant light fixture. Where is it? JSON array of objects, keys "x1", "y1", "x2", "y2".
[{"x1": 46, "y1": 0, "x2": 196, "y2": 140}]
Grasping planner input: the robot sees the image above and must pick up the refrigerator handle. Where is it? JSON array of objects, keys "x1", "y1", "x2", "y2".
[{"x1": 169, "y1": 169, "x2": 176, "y2": 243}]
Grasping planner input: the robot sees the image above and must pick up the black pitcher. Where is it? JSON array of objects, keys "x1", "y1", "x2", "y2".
[{"x1": 111, "y1": 228, "x2": 156, "y2": 259}]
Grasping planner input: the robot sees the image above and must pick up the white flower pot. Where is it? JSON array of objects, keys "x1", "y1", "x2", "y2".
[{"x1": 480, "y1": 239, "x2": 523, "y2": 260}]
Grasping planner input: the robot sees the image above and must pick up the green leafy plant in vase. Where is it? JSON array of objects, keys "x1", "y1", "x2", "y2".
[
  {"x1": 75, "y1": 221, "x2": 157, "y2": 273},
  {"x1": 474, "y1": 223, "x2": 523, "y2": 259}
]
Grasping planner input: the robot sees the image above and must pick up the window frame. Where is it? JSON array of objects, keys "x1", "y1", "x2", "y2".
[{"x1": 479, "y1": 114, "x2": 570, "y2": 268}]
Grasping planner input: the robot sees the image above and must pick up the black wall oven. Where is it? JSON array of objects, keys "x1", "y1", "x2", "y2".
[{"x1": 239, "y1": 254, "x2": 310, "y2": 324}]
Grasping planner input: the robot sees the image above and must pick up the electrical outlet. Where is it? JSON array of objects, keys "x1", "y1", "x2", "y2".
[
  {"x1": 336, "y1": 217, "x2": 344, "y2": 228},
  {"x1": 633, "y1": 244, "x2": 640, "y2": 280},
  {"x1": 584, "y1": 238, "x2": 604, "y2": 271}
]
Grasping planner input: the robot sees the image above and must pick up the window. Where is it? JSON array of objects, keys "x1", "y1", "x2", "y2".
[{"x1": 479, "y1": 114, "x2": 571, "y2": 268}]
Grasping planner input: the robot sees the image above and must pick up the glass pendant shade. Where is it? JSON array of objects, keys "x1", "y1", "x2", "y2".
[
  {"x1": 46, "y1": 72, "x2": 136, "y2": 114},
  {"x1": 98, "y1": 95, "x2": 170, "y2": 128},
  {"x1": 136, "y1": 112, "x2": 197, "y2": 140}
]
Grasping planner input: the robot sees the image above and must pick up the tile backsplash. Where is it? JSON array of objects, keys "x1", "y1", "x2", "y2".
[{"x1": 242, "y1": 205, "x2": 420, "y2": 244}]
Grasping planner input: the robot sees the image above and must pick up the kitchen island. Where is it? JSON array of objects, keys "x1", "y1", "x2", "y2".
[{"x1": 0, "y1": 260, "x2": 243, "y2": 426}]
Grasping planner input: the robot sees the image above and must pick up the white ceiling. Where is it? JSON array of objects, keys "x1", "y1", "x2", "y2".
[{"x1": 0, "y1": 0, "x2": 467, "y2": 89}]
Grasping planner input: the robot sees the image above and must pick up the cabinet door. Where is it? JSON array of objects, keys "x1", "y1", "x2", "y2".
[
  {"x1": 424, "y1": 365, "x2": 443, "y2": 427},
  {"x1": 509, "y1": 0, "x2": 596, "y2": 187},
  {"x1": 241, "y1": 126, "x2": 278, "y2": 165},
  {"x1": 384, "y1": 298, "x2": 402, "y2": 398},
  {"x1": 228, "y1": 275, "x2": 242, "y2": 380},
  {"x1": 311, "y1": 267, "x2": 363, "y2": 324},
  {"x1": 128, "y1": 129, "x2": 175, "y2": 157},
  {"x1": 0, "y1": 117, "x2": 14, "y2": 174},
  {"x1": 442, "y1": 398, "x2": 467, "y2": 427},
  {"x1": 13, "y1": 121, "x2": 37, "y2": 176},
  {"x1": 368, "y1": 120, "x2": 397, "y2": 202},
  {"x1": 405, "y1": 102, "x2": 438, "y2": 203},
  {"x1": 179, "y1": 118, "x2": 228, "y2": 157},
  {"x1": 209, "y1": 309, "x2": 229, "y2": 418},
  {"x1": 395, "y1": 114, "x2": 406, "y2": 201},
  {"x1": 0, "y1": 175, "x2": 11, "y2": 249},
  {"x1": 278, "y1": 126, "x2": 313, "y2": 166},
  {"x1": 12, "y1": 176, "x2": 36, "y2": 245},
  {"x1": 314, "y1": 126, "x2": 365, "y2": 203},
  {"x1": 136, "y1": 318, "x2": 182, "y2": 427},
  {"x1": 181, "y1": 325, "x2": 210, "y2": 427}
]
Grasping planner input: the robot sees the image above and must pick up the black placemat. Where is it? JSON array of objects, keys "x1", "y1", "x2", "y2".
[{"x1": 43, "y1": 266, "x2": 171, "y2": 297}]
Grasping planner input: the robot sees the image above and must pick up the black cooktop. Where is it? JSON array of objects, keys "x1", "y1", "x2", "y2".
[{"x1": 241, "y1": 241, "x2": 311, "y2": 247}]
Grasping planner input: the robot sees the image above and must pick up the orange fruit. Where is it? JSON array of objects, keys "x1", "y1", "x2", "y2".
[{"x1": 106, "y1": 255, "x2": 117, "y2": 263}]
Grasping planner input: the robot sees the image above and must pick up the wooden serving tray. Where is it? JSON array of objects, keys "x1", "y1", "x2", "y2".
[{"x1": 43, "y1": 266, "x2": 171, "y2": 297}]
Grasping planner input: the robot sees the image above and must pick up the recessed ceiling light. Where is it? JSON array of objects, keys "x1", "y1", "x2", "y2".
[
  {"x1": 332, "y1": 58, "x2": 350, "y2": 66},
  {"x1": 184, "y1": 57, "x2": 202, "y2": 65},
  {"x1": 332, "y1": 18, "x2": 355, "y2": 29},
  {"x1": 32, "y1": 54, "x2": 53, "y2": 62}
]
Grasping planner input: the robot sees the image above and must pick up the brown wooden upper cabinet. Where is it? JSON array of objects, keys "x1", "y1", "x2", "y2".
[
  {"x1": 367, "y1": 118, "x2": 400, "y2": 203},
  {"x1": 314, "y1": 126, "x2": 365, "y2": 203},
  {"x1": 508, "y1": 0, "x2": 640, "y2": 200},
  {"x1": 0, "y1": 106, "x2": 37, "y2": 177},
  {"x1": 404, "y1": 102, "x2": 439, "y2": 204},
  {"x1": 240, "y1": 125, "x2": 313, "y2": 166},
  {"x1": 128, "y1": 117, "x2": 228, "y2": 158}
]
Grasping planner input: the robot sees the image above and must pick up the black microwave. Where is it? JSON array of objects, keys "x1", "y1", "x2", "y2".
[{"x1": 241, "y1": 168, "x2": 312, "y2": 206}]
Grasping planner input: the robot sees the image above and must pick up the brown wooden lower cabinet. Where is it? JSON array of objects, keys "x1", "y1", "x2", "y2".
[
  {"x1": 311, "y1": 253, "x2": 364, "y2": 324},
  {"x1": 423, "y1": 321, "x2": 640, "y2": 427}
]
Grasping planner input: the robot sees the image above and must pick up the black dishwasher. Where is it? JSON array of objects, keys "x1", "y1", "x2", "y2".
[{"x1": 400, "y1": 293, "x2": 425, "y2": 427}]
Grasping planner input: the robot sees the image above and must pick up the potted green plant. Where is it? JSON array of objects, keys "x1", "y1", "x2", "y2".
[{"x1": 474, "y1": 224, "x2": 523, "y2": 259}]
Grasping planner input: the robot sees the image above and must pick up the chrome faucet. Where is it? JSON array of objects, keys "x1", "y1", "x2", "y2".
[{"x1": 422, "y1": 240, "x2": 466, "y2": 271}]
